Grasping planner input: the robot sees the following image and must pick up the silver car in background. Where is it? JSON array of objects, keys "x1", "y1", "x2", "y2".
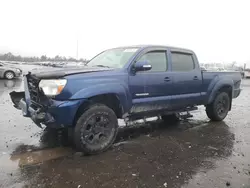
[{"x1": 0, "y1": 62, "x2": 22, "y2": 79}]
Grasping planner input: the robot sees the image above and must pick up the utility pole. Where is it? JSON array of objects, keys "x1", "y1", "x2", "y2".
[{"x1": 76, "y1": 38, "x2": 78, "y2": 60}]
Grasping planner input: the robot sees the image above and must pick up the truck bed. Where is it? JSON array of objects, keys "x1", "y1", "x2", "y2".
[{"x1": 202, "y1": 71, "x2": 242, "y2": 100}]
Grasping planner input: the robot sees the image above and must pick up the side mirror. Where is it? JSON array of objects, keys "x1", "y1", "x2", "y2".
[{"x1": 134, "y1": 61, "x2": 152, "y2": 72}]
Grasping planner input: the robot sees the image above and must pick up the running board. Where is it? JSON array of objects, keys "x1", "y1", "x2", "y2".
[
  {"x1": 127, "y1": 106, "x2": 198, "y2": 122},
  {"x1": 124, "y1": 109, "x2": 196, "y2": 126}
]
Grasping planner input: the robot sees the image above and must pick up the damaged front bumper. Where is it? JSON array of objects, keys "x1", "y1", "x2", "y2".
[
  {"x1": 10, "y1": 91, "x2": 83, "y2": 128},
  {"x1": 9, "y1": 75, "x2": 84, "y2": 128}
]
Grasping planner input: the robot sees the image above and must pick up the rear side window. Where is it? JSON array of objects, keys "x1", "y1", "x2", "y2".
[
  {"x1": 137, "y1": 51, "x2": 167, "y2": 72},
  {"x1": 171, "y1": 52, "x2": 195, "y2": 71}
]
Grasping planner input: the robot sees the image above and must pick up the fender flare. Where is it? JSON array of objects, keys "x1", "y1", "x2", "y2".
[
  {"x1": 207, "y1": 78, "x2": 233, "y2": 104},
  {"x1": 70, "y1": 83, "x2": 131, "y2": 114}
]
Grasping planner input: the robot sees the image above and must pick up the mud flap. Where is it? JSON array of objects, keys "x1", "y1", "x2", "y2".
[{"x1": 9, "y1": 91, "x2": 25, "y2": 109}]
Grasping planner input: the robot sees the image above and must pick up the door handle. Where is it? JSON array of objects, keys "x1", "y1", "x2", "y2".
[
  {"x1": 193, "y1": 76, "x2": 198, "y2": 80},
  {"x1": 164, "y1": 77, "x2": 171, "y2": 82}
]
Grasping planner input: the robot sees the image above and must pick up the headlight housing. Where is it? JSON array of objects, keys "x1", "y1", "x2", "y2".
[{"x1": 39, "y1": 79, "x2": 67, "y2": 96}]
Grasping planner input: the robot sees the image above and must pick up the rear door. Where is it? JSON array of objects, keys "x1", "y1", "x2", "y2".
[
  {"x1": 170, "y1": 51, "x2": 202, "y2": 109},
  {"x1": 128, "y1": 48, "x2": 173, "y2": 113}
]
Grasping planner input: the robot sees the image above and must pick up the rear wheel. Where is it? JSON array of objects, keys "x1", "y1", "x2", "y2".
[
  {"x1": 206, "y1": 92, "x2": 230, "y2": 121},
  {"x1": 4, "y1": 71, "x2": 15, "y2": 80},
  {"x1": 74, "y1": 104, "x2": 118, "y2": 155}
]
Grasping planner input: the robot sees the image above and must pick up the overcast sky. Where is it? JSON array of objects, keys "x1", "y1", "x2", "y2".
[{"x1": 0, "y1": 0, "x2": 249, "y2": 65}]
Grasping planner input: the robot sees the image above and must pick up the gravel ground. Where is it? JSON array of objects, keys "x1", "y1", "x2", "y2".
[{"x1": 0, "y1": 65, "x2": 250, "y2": 188}]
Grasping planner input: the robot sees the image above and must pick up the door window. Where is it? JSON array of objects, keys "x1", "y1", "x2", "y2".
[
  {"x1": 171, "y1": 52, "x2": 195, "y2": 71},
  {"x1": 137, "y1": 51, "x2": 167, "y2": 72}
]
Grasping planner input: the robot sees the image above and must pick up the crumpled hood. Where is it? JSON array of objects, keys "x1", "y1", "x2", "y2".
[{"x1": 29, "y1": 66, "x2": 114, "y2": 79}]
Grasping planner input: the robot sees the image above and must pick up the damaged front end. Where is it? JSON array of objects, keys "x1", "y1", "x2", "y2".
[
  {"x1": 9, "y1": 74, "x2": 54, "y2": 128},
  {"x1": 9, "y1": 73, "x2": 82, "y2": 129},
  {"x1": 9, "y1": 91, "x2": 25, "y2": 110}
]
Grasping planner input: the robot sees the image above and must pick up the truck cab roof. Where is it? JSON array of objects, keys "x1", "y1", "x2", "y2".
[{"x1": 110, "y1": 45, "x2": 195, "y2": 54}]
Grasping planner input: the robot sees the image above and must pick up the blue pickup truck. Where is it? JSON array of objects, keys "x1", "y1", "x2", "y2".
[{"x1": 10, "y1": 45, "x2": 242, "y2": 154}]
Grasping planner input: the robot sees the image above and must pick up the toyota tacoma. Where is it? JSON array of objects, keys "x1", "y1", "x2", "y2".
[{"x1": 10, "y1": 45, "x2": 242, "y2": 154}]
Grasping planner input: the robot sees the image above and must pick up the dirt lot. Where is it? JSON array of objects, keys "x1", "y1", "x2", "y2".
[{"x1": 0, "y1": 65, "x2": 250, "y2": 188}]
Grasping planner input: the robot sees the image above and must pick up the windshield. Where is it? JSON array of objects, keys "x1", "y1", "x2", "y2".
[{"x1": 87, "y1": 48, "x2": 139, "y2": 68}]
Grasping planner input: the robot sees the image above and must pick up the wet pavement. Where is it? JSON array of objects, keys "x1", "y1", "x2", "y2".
[{"x1": 0, "y1": 65, "x2": 250, "y2": 188}]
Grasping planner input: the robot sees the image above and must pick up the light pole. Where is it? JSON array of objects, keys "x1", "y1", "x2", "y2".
[{"x1": 76, "y1": 38, "x2": 78, "y2": 61}]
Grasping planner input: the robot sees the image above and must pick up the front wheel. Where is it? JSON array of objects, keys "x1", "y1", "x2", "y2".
[
  {"x1": 74, "y1": 104, "x2": 118, "y2": 155},
  {"x1": 206, "y1": 92, "x2": 230, "y2": 121}
]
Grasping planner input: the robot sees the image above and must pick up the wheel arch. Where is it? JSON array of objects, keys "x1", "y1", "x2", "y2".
[
  {"x1": 207, "y1": 78, "x2": 233, "y2": 104},
  {"x1": 73, "y1": 93, "x2": 124, "y2": 126},
  {"x1": 208, "y1": 84, "x2": 233, "y2": 111}
]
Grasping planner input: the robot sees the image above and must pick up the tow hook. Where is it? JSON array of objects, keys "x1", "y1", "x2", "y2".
[
  {"x1": 30, "y1": 108, "x2": 46, "y2": 128},
  {"x1": 31, "y1": 108, "x2": 55, "y2": 128},
  {"x1": 36, "y1": 112, "x2": 46, "y2": 120}
]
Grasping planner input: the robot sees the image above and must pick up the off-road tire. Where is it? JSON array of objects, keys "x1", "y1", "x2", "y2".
[
  {"x1": 4, "y1": 71, "x2": 15, "y2": 80},
  {"x1": 74, "y1": 104, "x2": 118, "y2": 155},
  {"x1": 161, "y1": 113, "x2": 179, "y2": 123},
  {"x1": 206, "y1": 92, "x2": 230, "y2": 121}
]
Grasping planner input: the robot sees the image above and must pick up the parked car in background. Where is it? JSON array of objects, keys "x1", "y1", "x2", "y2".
[
  {"x1": 204, "y1": 63, "x2": 226, "y2": 72},
  {"x1": 245, "y1": 68, "x2": 250, "y2": 78},
  {"x1": 226, "y1": 67, "x2": 245, "y2": 78},
  {"x1": 62, "y1": 62, "x2": 86, "y2": 68},
  {"x1": 205, "y1": 66, "x2": 226, "y2": 72},
  {"x1": 0, "y1": 62, "x2": 22, "y2": 79},
  {"x1": 200, "y1": 66, "x2": 207, "y2": 71}
]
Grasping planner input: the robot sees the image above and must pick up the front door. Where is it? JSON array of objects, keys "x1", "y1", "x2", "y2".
[{"x1": 128, "y1": 49, "x2": 173, "y2": 114}]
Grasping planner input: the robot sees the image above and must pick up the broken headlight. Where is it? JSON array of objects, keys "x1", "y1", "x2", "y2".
[{"x1": 39, "y1": 79, "x2": 67, "y2": 96}]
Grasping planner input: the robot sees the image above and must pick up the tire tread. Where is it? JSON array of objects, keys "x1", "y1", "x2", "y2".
[
  {"x1": 206, "y1": 92, "x2": 230, "y2": 121},
  {"x1": 74, "y1": 104, "x2": 118, "y2": 155}
]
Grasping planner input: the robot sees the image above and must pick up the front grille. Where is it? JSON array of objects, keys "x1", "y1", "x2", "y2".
[
  {"x1": 26, "y1": 74, "x2": 51, "y2": 108},
  {"x1": 27, "y1": 74, "x2": 41, "y2": 103}
]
